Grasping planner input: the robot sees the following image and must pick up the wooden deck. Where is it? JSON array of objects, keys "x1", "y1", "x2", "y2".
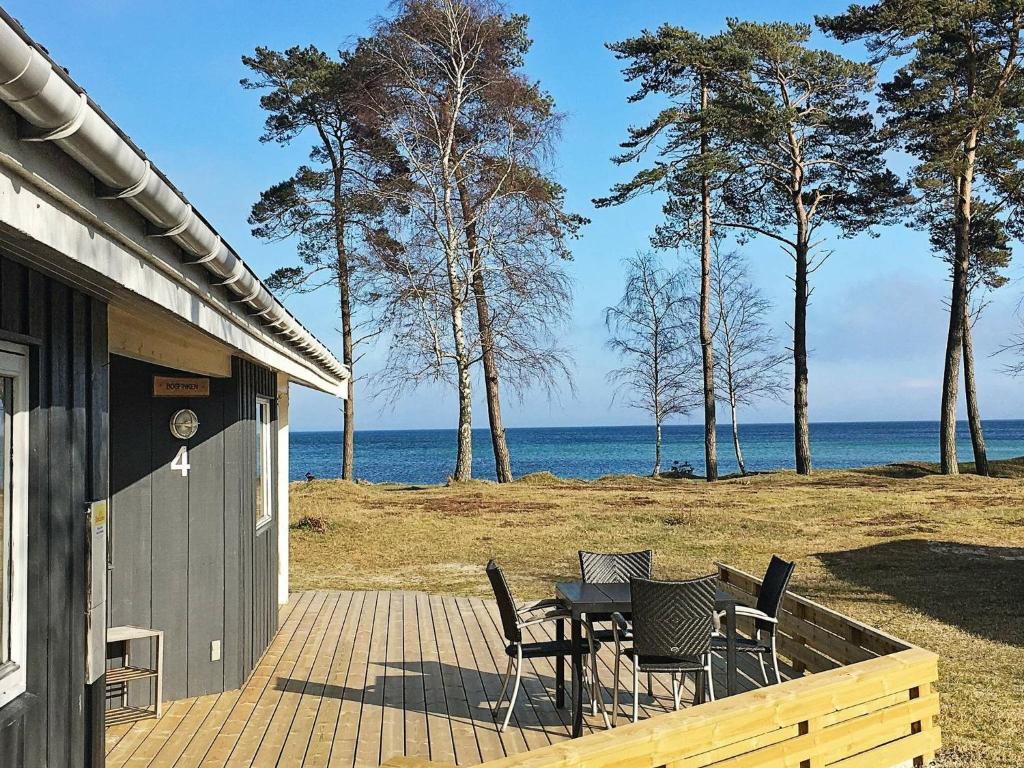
[{"x1": 105, "y1": 590, "x2": 781, "y2": 768}]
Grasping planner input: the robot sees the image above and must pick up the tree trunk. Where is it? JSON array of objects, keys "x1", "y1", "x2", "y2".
[
  {"x1": 447, "y1": 248, "x2": 473, "y2": 481},
  {"x1": 334, "y1": 175, "x2": 355, "y2": 481},
  {"x1": 453, "y1": 352, "x2": 473, "y2": 481},
  {"x1": 472, "y1": 267, "x2": 513, "y2": 482},
  {"x1": 940, "y1": 168, "x2": 974, "y2": 475},
  {"x1": 653, "y1": 419, "x2": 662, "y2": 478},
  {"x1": 793, "y1": 240, "x2": 812, "y2": 475},
  {"x1": 456, "y1": 174, "x2": 513, "y2": 482},
  {"x1": 698, "y1": 81, "x2": 718, "y2": 482},
  {"x1": 962, "y1": 310, "x2": 989, "y2": 476},
  {"x1": 729, "y1": 393, "x2": 745, "y2": 475}
]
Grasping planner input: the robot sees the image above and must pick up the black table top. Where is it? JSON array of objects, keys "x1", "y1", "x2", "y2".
[{"x1": 555, "y1": 580, "x2": 738, "y2": 615}]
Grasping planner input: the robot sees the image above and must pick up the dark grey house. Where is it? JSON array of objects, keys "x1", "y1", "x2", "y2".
[{"x1": 0, "y1": 9, "x2": 347, "y2": 766}]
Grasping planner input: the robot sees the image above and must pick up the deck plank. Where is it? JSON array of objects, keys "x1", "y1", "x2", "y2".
[
  {"x1": 327, "y1": 590, "x2": 377, "y2": 768},
  {"x1": 415, "y1": 592, "x2": 456, "y2": 765},
  {"x1": 428, "y1": 593, "x2": 481, "y2": 766},
  {"x1": 105, "y1": 590, "x2": 777, "y2": 768},
  {"x1": 442, "y1": 596, "x2": 506, "y2": 762},
  {"x1": 303, "y1": 590, "x2": 366, "y2": 767},
  {"x1": 201, "y1": 591, "x2": 327, "y2": 766},
  {"x1": 352, "y1": 592, "x2": 392, "y2": 768},
  {"x1": 379, "y1": 591, "x2": 407, "y2": 766},
  {"x1": 273, "y1": 591, "x2": 355, "y2": 766},
  {"x1": 122, "y1": 697, "x2": 200, "y2": 766},
  {"x1": 233, "y1": 591, "x2": 340, "y2": 765},
  {"x1": 169, "y1": 688, "x2": 243, "y2": 766},
  {"x1": 402, "y1": 591, "x2": 430, "y2": 761}
]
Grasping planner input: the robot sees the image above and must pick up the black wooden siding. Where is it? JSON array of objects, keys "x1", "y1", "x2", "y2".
[
  {"x1": 0, "y1": 252, "x2": 108, "y2": 768},
  {"x1": 108, "y1": 355, "x2": 278, "y2": 704},
  {"x1": 231, "y1": 357, "x2": 279, "y2": 680}
]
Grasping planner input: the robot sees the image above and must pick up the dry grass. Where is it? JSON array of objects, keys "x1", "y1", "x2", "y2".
[{"x1": 289, "y1": 458, "x2": 1024, "y2": 768}]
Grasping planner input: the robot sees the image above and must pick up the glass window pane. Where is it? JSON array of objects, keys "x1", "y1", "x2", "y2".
[
  {"x1": 255, "y1": 399, "x2": 272, "y2": 527},
  {"x1": 1, "y1": 376, "x2": 12, "y2": 664}
]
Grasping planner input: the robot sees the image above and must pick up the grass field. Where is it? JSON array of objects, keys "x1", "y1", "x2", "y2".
[{"x1": 288, "y1": 458, "x2": 1024, "y2": 768}]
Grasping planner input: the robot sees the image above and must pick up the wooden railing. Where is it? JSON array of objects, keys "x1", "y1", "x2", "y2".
[
  {"x1": 716, "y1": 563, "x2": 912, "y2": 672},
  {"x1": 386, "y1": 563, "x2": 941, "y2": 768}
]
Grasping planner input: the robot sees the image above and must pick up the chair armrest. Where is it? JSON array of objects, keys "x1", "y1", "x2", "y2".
[
  {"x1": 611, "y1": 612, "x2": 631, "y2": 632},
  {"x1": 518, "y1": 598, "x2": 564, "y2": 614},
  {"x1": 516, "y1": 608, "x2": 570, "y2": 629},
  {"x1": 716, "y1": 606, "x2": 778, "y2": 624}
]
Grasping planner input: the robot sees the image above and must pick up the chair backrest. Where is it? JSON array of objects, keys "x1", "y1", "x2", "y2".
[
  {"x1": 629, "y1": 575, "x2": 717, "y2": 659},
  {"x1": 579, "y1": 550, "x2": 653, "y2": 583},
  {"x1": 755, "y1": 555, "x2": 796, "y2": 632},
  {"x1": 486, "y1": 560, "x2": 522, "y2": 645}
]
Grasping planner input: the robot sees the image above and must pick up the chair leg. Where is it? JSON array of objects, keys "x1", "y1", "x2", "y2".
[
  {"x1": 492, "y1": 656, "x2": 514, "y2": 716},
  {"x1": 671, "y1": 673, "x2": 681, "y2": 711},
  {"x1": 757, "y1": 652, "x2": 769, "y2": 685},
  {"x1": 586, "y1": 620, "x2": 607, "y2": 723},
  {"x1": 594, "y1": 655, "x2": 611, "y2": 729},
  {"x1": 646, "y1": 671, "x2": 653, "y2": 699},
  {"x1": 771, "y1": 634, "x2": 782, "y2": 685},
  {"x1": 500, "y1": 649, "x2": 523, "y2": 733},
  {"x1": 612, "y1": 651, "x2": 621, "y2": 728},
  {"x1": 695, "y1": 668, "x2": 705, "y2": 704},
  {"x1": 705, "y1": 654, "x2": 716, "y2": 703},
  {"x1": 632, "y1": 663, "x2": 640, "y2": 723}
]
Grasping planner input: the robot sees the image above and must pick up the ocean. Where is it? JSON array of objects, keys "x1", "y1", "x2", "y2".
[{"x1": 289, "y1": 420, "x2": 1024, "y2": 484}]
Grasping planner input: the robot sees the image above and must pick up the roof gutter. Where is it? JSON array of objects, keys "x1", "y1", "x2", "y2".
[{"x1": 0, "y1": 10, "x2": 347, "y2": 385}]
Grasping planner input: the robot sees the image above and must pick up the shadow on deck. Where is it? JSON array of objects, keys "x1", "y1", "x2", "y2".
[{"x1": 105, "y1": 590, "x2": 785, "y2": 768}]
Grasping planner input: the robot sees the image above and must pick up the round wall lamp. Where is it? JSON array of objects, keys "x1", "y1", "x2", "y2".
[{"x1": 170, "y1": 408, "x2": 199, "y2": 440}]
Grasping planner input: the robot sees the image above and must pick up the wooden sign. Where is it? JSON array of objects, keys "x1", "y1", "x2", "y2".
[{"x1": 153, "y1": 376, "x2": 210, "y2": 398}]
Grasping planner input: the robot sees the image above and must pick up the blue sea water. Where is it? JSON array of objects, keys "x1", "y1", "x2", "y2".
[{"x1": 290, "y1": 420, "x2": 1024, "y2": 484}]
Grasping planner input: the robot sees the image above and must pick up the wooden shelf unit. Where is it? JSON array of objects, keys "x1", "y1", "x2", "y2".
[{"x1": 105, "y1": 625, "x2": 164, "y2": 726}]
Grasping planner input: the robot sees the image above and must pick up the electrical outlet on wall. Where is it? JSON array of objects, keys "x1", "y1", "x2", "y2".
[{"x1": 211, "y1": 640, "x2": 221, "y2": 662}]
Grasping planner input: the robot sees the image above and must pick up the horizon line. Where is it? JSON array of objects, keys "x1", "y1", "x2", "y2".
[{"x1": 292, "y1": 417, "x2": 1024, "y2": 434}]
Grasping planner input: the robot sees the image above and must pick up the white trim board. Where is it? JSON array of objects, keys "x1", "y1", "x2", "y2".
[{"x1": 0, "y1": 156, "x2": 347, "y2": 397}]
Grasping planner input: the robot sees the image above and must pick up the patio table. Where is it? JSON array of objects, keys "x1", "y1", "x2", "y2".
[{"x1": 554, "y1": 580, "x2": 740, "y2": 738}]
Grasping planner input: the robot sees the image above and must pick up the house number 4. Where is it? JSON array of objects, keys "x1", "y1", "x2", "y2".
[{"x1": 172, "y1": 445, "x2": 191, "y2": 477}]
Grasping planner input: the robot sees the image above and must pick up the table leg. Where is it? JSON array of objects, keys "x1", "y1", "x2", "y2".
[
  {"x1": 571, "y1": 615, "x2": 583, "y2": 738},
  {"x1": 555, "y1": 617, "x2": 565, "y2": 708},
  {"x1": 726, "y1": 602, "x2": 737, "y2": 696}
]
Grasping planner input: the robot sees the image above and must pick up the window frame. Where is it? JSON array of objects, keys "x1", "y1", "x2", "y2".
[
  {"x1": 255, "y1": 395, "x2": 274, "y2": 531},
  {"x1": 0, "y1": 341, "x2": 28, "y2": 709}
]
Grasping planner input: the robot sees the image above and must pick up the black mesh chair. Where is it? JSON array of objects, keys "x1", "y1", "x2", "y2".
[
  {"x1": 712, "y1": 555, "x2": 795, "y2": 685},
  {"x1": 578, "y1": 550, "x2": 653, "y2": 723},
  {"x1": 612, "y1": 575, "x2": 717, "y2": 725},
  {"x1": 486, "y1": 560, "x2": 598, "y2": 732}
]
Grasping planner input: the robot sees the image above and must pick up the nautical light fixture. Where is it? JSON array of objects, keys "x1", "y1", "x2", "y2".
[{"x1": 169, "y1": 408, "x2": 199, "y2": 440}]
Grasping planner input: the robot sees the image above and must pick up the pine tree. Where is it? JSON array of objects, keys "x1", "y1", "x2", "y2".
[
  {"x1": 710, "y1": 20, "x2": 906, "y2": 474},
  {"x1": 596, "y1": 26, "x2": 746, "y2": 482},
  {"x1": 242, "y1": 45, "x2": 406, "y2": 480},
  {"x1": 820, "y1": 2, "x2": 1024, "y2": 475}
]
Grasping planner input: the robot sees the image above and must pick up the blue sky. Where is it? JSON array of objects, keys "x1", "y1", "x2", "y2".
[{"x1": 13, "y1": 1, "x2": 1024, "y2": 431}]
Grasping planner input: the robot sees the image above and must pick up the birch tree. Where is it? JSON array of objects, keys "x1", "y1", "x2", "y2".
[
  {"x1": 366, "y1": 0, "x2": 579, "y2": 480},
  {"x1": 708, "y1": 247, "x2": 787, "y2": 474},
  {"x1": 820, "y1": 1, "x2": 1024, "y2": 475},
  {"x1": 606, "y1": 253, "x2": 700, "y2": 477}
]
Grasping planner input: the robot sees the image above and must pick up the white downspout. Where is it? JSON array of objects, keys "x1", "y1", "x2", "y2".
[{"x1": 276, "y1": 372, "x2": 290, "y2": 606}]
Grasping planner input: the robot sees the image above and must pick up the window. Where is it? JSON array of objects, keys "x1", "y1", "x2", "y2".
[
  {"x1": 255, "y1": 397, "x2": 274, "y2": 529},
  {"x1": 0, "y1": 342, "x2": 27, "y2": 709}
]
